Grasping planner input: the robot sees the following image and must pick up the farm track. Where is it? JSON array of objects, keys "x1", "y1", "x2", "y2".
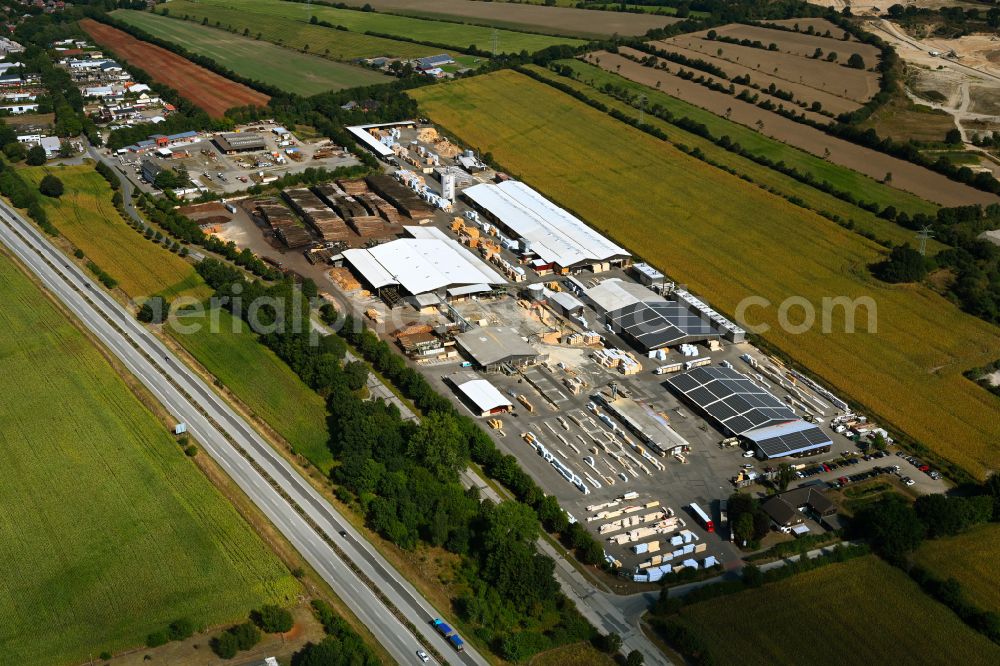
[
  {"x1": 586, "y1": 49, "x2": 1000, "y2": 206},
  {"x1": 80, "y1": 19, "x2": 269, "y2": 118}
]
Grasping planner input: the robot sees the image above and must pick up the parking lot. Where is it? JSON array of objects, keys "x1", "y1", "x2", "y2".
[{"x1": 110, "y1": 123, "x2": 360, "y2": 195}]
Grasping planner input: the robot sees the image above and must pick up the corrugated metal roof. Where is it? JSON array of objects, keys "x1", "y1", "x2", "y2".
[
  {"x1": 343, "y1": 237, "x2": 505, "y2": 296},
  {"x1": 464, "y1": 180, "x2": 629, "y2": 268}
]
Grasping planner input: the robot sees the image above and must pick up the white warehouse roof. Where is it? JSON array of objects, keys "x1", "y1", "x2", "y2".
[
  {"x1": 345, "y1": 120, "x2": 415, "y2": 158},
  {"x1": 464, "y1": 180, "x2": 629, "y2": 268},
  {"x1": 343, "y1": 231, "x2": 505, "y2": 296},
  {"x1": 454, "y1": 377, "x2": 512, "y2": 414}
]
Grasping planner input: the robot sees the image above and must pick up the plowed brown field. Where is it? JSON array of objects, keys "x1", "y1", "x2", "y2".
[
  {"x1": 586, "y1": 49, "x2": 999, "y2": 206},
  {"x1": 365, "y1": 0, "x2": 676, "y2": 36},
  {"x1": 707, "y1": 23, "x2": 882, "y2": 62},
  {"x1": 80, "y1": 19, "x2": 269, "y2": 118},
  {"x1": 655, "y1": 43, "x2": 859, "y2": 116},
  {"x1": 661, "y1": 34, "x2": 879, "y2": 102}
]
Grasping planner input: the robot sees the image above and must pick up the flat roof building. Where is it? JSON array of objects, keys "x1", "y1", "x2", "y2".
[
  {"x1": 213, "y1": 132, "x2": 266, "y2": 153},
  {"x1": 463, "y1": 180, "x2": 630, "y2": 273},
  {"x1": 666, "y1": 366, "x2": 831, "y2": 459},
  {"x1": 455, "y1": 327, "x2": 539, "y2": 372}
]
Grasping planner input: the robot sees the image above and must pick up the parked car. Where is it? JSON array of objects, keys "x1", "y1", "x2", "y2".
[{"x1": 903, "y1": 477, "x2": 915, "y2": 486}]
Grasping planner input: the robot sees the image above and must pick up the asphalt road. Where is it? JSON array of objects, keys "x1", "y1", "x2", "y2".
[{"x1": 0, "y1": 201, "x2": 488, "y2": 666}]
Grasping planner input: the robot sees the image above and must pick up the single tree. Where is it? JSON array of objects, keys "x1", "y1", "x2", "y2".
[
  {"x1": 25, "y1": 144, "x2": 47, "y2": 166},
  {"x1": 39, "y1": 174, "x2": 64, "y2": 198}
]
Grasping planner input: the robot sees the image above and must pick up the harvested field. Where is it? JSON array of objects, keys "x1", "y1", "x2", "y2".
[
  {"x1": 913, "y1": 523, "x2": 1000, "y2": 612},
  {"x1": 528, "y1": 64, "x2": 937, "y2": 248},
  {"x1": 4, "y1": 112, "x2": 54, "y2": 129},
  {"x1": 111, "y1": 9, "x2": 390, "y2": 94},
  {"x1": 671, "y1": 557, "x2": 1000, "y2": 665},
  {"x1": 148, "y1": 1, "x2": 438, "y2": 60},
  {"x1": 559, "y1": 59, "x2": 938, "y2": 216},
  {"x1": 768, "y1": 17, "x2": 853, "y2": 40},
  {"x1": 163, "y1": 0, "x2": 585, "y2": 54},
  {"x1": 648, "y1": 42, "x2": 858, "y2": 116},
  {"x1": 0, "y1": 252, "x2": 298, "y2": 665},
  {"x1": 412, "y1": 70, "x2": 1000, "y2": 477},
  {"x1": 21, "y1": 165, "x2": 209, "y2": 300},
  {"x1": 659, "y1": 35, "x2": 880, "y2": 102},
  {"x1": 586, "y1": 49, "x2": 999, "y2": 206},
  {"x1": 705, "y1": 23, "x2": 881, "y2": 63},
  {"x1": 860, "y1": 93, "x2": 957, "y2": 144},
  {"x1": 80, "y1": 18, "x2": 269, "y2": 118},
  {"x1": 365, "y1": 0, "x2": 677, "y2": 37}
]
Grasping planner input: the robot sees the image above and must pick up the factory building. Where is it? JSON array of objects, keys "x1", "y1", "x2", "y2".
[
  {"x1": 213, "y1": 132, "x2": 266, "y2": 153},
  {"x1": 341, "y1": 225, "x2": 506, "y2": 306},
  {"x1": 463, "y1": 180, "x2": 631, "y2": 274},
  {"x1": 455, "y1": 327, "x2": 540, "y2": 372},
  {"x1": 665, "y1": 366, "x2": 831, "y2": 459},
  {"x1": 572, "y1": 278, "x2": 721, "y2": 351}
]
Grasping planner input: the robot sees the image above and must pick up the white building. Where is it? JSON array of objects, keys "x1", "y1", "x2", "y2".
[
  {"x1": 463, "y1": 180, "x2": 631, "y2": 273},
  {"x1": 1, "y1": 103, "x2": 39, "y2": 114}
]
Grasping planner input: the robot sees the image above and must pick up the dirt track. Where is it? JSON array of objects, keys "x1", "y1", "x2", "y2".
[
  {"x1": 365, "y1": 0, "x2": 677, "y2": 36},
  {"x1": 586, "y1": 49, "x2": 1000, "y2": 207},
  {"x1": 80, "y1": 19, "x2": 269, "y2": 118}
]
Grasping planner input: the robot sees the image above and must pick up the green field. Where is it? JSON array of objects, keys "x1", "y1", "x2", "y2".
[
  {"x1": 22, "y1": 165, "x2": 210, "y2": 301},
  {"x1": 525, "y1": 65, "x2": 938, "y2": 250},
  {"x1": 111, "y1": 10, "x2": 390, "y2": 94},
  {"x1": 412, "y1": 71, "x2": 1000, "y2": 478},
  {"x1": 0, "y1": 252, "x2": 299, "y2": 664},
  {"x1": 913, "y1": 523, "x2": 1000, "y2": 612},
  {"x1": 671, "y1": 557, "x2": 1000, "y2": 665},
  {"x1": 158, "y1": 0, "x2": 585, "y2": 54},
  {"x1": 556, "y1": 59, "x2": 940, "y2": 218},
  {"x1": 171, "y1": 308, "x2": 333, "y2": 473}
]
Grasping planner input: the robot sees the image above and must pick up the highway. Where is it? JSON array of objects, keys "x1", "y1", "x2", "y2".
[{"x1": 0, "y1": 200, "x2": 487, "y2": 666}]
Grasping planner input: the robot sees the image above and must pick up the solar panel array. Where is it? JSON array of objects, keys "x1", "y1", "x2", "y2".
[
  {"x1": 665, "y1": 366, "x2": 798, "y2": 435},
  {"x1": 752, "y1": 425, "x2": 831, "y2": 459},
  {"x1": 608, "y1": 300, "x2": 720, "y2": 350}
]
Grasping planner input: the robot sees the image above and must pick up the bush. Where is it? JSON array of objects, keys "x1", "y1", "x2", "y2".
[
  {"x1": 168, "y1": 618, "x2": 194, "y2": 641},
  {"x1": 251, "y1": 605, "x2": 294, "y2": 633},
  {"x1": 145, "y1": 630, "x2": 168, "y2": 648},
  {"x1": 184, "y1": 445, "x2": 198, "y2": 457},
  {"x1": 25, "y1": 145, "x2": 47, "y2": 166},
  {"x1": 39, "y1": 174, "x2": 64, "y2": 198},
  {"x1": 137, "y1": 296, "x2": 169, "y2": 324},
  {"x1": 210, "y1": 622, "x2": 260, "y2": 659}
]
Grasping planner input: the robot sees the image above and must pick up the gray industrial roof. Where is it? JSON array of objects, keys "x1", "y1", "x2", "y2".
[
  {"x1": 665, "y1": 366, "x2": 798, "y2": 435},
  {"x1": 608, "y1": 300, "x2": 721, "y2": 350},
  {"x1": 743, "y1": 420, "x2": 832, "y2": 459},
  {"x1": 214, "y1": 132, "x2": 265, "y2": 151},
  {"x1": 455, "y1": 327, "x2": 538, "y2": 367}
]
